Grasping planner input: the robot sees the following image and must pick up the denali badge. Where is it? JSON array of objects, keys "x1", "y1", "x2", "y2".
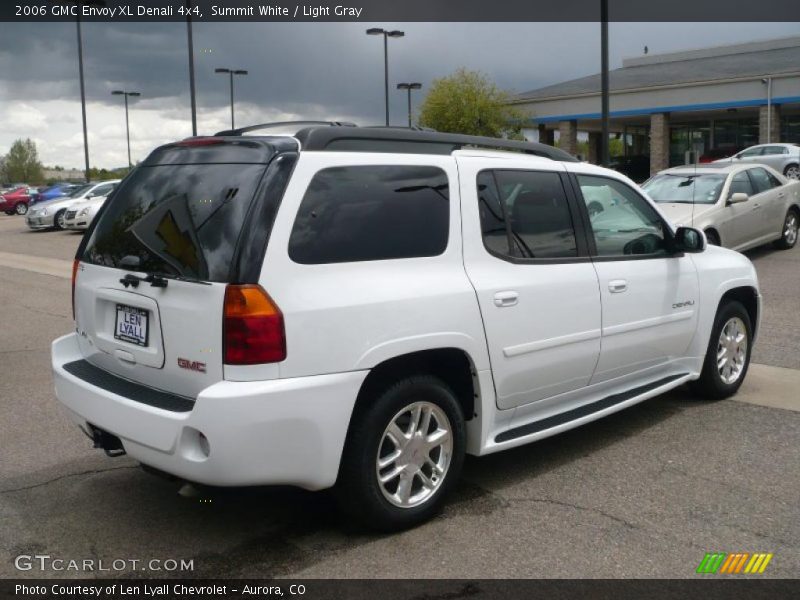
[
  {"x1": 673, "y1": 300, "x2": 695, "y2": 309},
  {"x1": 177, "y1": 358, "x2": 207, "y2": 373}
]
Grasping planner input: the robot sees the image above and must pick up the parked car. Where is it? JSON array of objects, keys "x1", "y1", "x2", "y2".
[
  {"x1": 26, "y1": 180, "x2": 119, "y2": 230},
  {"x1": 0, "y1": 186, "x2": 39, "y2": 215},
  {"x1": 713, "y1": 143, "x2": 800, "y2": 180},
  {"x1": 53, "y1": 124, "x2": 760, "y2": 530},
  {"x1": 699, "y1": 147, "x2": 743, "y2": 163},
  {"x1": 36, "y1": 184, "x2": 72, "y2": 203},
  {"x1": 642, "y1": 163, "x2": 799, "y2": 251},
  {"x1": 62, "y1": 194, "x2": 110, "y2": 231}
]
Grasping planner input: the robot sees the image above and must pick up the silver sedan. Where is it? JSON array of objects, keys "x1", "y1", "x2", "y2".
[
  {"x1": 642, "y1": 163, "x2": 799, "y2": 251},
  {"x1": 714, "y1": 143, "x2": 800, "y2": 180}
]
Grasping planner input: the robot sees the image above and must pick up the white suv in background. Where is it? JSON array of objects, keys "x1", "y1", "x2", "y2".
[{"x1": 52, "y1": 124, "x2": 761, "y2": 530}]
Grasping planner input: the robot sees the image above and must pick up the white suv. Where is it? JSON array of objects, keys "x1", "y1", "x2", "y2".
[{"x1": 52, "y1": 124, "x2": 761, "y2": 530}]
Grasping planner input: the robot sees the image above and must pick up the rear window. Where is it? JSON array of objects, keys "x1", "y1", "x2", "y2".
[
  {"x1": 82, "y1": 163, "x2": 267, "y2": 282},
  {"x1": 288, "y1": 165, "x2": 449, "y2": 264}
]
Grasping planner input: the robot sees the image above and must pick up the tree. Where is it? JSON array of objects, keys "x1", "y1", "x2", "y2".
[
  {"x1": 4, "y1": 138, "x2": 43, "y2": 183},
  {"x1": 418, "y1": 69, "x2": 528, "y2": 138}
]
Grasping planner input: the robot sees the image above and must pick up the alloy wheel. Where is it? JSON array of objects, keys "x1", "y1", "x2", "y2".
[
  {"x1": 716, "y1": 317, "x2": 748, "y2": 385},
  {"x1": 784, "y1": 212, "x2": 798, "y2": 247},
  {"x1": 15, "y1": 203, "x2": 27, "y2": 215},
  {"x1": 376, "y1": 401, "x2": 453, "y2": 509},
  {"x1": 785, "y1": 165, "x2": 800, "y2": 180}
]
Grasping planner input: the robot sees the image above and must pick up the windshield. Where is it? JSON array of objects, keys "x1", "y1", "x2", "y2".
[
  {"x1": 82, "y1": 163, "x2": 268, "y2": 282},
  {"x1": 642, "y1": 174, "x2": 726, "y2": 204}
]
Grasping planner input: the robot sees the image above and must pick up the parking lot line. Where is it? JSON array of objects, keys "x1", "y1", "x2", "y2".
[
  {"x1": 0, "y1": 251, "x2": 71, "y2": 279},
  {"x1": 733, "y1": 363, "x2": 800, "y2": 413}
]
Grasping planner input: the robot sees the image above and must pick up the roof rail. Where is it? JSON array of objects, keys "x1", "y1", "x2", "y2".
[
  {"x1": 215, "y1": 120, "x2": 357, "y2": 136},
  {"x1": 294, "y1": 127, "x2": 577, "y2": 162}
]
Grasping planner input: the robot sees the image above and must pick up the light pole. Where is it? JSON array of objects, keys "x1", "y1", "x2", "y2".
[
  {"x1": 186, "y1": 0, "x2": 197, "y2": 136},
  {"x1": 215, "y1": 68, "x2": 248, "y2": 129},
  {"x1": 396, "y1": 83, "x2": 421, "y2": 128},
  {"x1": 60, "y1": 0, "x2": 106, "y2": 182},
  {"x1": 761, "y1": 77, "x2": 773, "y2": 143},
  {"x1": 366, "y1": 28, "x2": 405, "y2": 126},
  {"x1": 600, "y1": 0, "x2": 610, "y2": 166},
  {"x1": 111, "y1": 90, "x2": 141, "y2": 168}
]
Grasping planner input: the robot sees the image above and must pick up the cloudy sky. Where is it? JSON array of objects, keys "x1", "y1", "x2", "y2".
[{"x1": 0, "y1": 21, "x2": 796, "y2": 169}]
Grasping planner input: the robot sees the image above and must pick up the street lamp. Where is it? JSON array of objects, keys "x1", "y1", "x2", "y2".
[
  {"x1": 111, "y1": 90, "x2": 141, "y2": 168},
  {"x1": 366, "y1": 28, "x2": 405, "y2": 126},
  {"x1": 57, "y1": 0, "x2": 106, "y2": 182},
  {"x1": 396, "y1": 83, "x2": 422, "y2": 128},
  {"x1": 215, "y1": 68, "x2": 248, "y2": 129}
]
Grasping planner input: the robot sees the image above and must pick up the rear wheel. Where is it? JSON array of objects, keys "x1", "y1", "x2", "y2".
[
  {"x1": 773, "y1": 208, "x2": 798, "y2": 250},
  {"x1": 691, "y1": 301, "x2": 752, "y2": 399},
  {"x1": 336, "y1": 375, "x2": 466, "y2": 531},
  {"x1": 15, "y1": 202, "x2": 28, "y2": 216},
  {"x1": 704, "y1": 229, "x2": 720, "y2": 246},
  {"x1": 784, "y1": 164, "x2": 799, "y2": 180}
]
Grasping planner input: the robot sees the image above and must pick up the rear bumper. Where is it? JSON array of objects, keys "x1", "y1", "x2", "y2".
[{"x1": 52, "y1": 333, "x2": 366, "y2": 490}]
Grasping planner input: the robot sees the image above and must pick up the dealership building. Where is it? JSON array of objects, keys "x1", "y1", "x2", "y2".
[{"x1": 513, "y1": 36, "x2": 800, "y2": 176}]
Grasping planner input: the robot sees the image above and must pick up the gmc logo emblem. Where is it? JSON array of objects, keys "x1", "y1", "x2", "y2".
[{"x1": 177, "y1": 358, "x2": 207, "y2": 373}]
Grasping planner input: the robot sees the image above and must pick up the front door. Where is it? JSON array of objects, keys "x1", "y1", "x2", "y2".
[
  {"x1": 458, "y1": 156, "x2": 601, "y2": 409},
  {"x1": 572, "y1": 171, "x2": 699, "y2": 382}
]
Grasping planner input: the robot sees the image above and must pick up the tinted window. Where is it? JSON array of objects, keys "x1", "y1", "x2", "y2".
[
  {"x1": 289, "y1": 165, "x2": 449, "y2": 264},
  {"x1": 477, "y1": 170, "x2": 577, "y2": 259},
  {"x1": 577, "y1": 175, "x2": 668, "y2": 257},
  {"x1": 82, "y1": 163, "x2": 268, "y2": 282},
  {"x1": 739, "y1": 147, "x2": 764, "y2": 158},
  {"x1": 763, "y1": 146, "x2": 788, "y2": 155},
  {"x1": 748, "y1": 168, "x2": 777, "y2": 194},
  {"x1": 729, "y1": 172, "x2": 755, "y2": 197}
]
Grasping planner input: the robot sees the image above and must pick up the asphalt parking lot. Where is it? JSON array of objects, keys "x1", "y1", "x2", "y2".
[{"x1": 0, "y1": 214, "x2": 798, "y2": 579}]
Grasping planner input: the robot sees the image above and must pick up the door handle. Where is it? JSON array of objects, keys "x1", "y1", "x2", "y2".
[
  {"x1": 494, "y1": 291, "x2": 519, "y2": 307},
  {"x1": 608, "y1": 280, "x2": 628, "y2": 293},
  {"x1": 777, "y1": 192, "x2": 785, "y2": 198}
]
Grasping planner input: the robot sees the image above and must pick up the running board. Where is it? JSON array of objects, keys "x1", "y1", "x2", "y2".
[{"x1": 495, "y1": 373, "x2": 689, "y2": 443}]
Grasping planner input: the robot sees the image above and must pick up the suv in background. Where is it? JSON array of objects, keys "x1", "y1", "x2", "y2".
[
  {"x1": 53, "y1": 124, "x2": 760, "y2": 530},
  {"x1": 714, "y1": 143, "x2": 800, "y2": 179}
]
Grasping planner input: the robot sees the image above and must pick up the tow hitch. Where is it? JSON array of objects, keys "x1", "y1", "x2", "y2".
[{"x1": 86, "y1": 423, "x2": 126, "y2": 457}]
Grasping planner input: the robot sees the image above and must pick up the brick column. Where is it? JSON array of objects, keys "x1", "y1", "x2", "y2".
[
  {"x1": 759, "y1": 104, "x2": 781, "y2": 144},
  {"x1": 538, "y1": 123, "x2": 554, "y2": 145},
  {"x1": 587, "y1": 132, "x2": 602, "y2": 164},
  {"x1": 558, "y1": 120, "x2": 578, "y2": 156},
  {"x1": 650, "y1": 113, "x2": 670, "y2": 175}
]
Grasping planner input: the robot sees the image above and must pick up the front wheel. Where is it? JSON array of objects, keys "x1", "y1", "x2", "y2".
[
  {"x1": 15, "y1": 202, "x2": 28, "y2": 216},
  {"x1": 336, "y1": 375, "x2": 466, "y2": 531},
  {"x1": 784, "y1": 164, "x2": 799, "y2": 180},
  {"x1": 691, "y1": 301, "x2": 752, "y2": 399},
  {"x1": 774, "y1": 209, "x2": 799, "y2": 250},
  {"x1": 54, "y1": 209, "x2": 66, "y2": 230}
]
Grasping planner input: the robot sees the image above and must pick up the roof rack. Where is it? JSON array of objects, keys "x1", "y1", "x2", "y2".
[
  {"x1": 294, "y1": 127, "x2": 577, "y2": 162},
  {"x1": 215, "y1": 120, "x2": 357, "y2": 137}
]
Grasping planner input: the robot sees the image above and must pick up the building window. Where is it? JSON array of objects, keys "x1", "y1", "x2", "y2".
[{"x1": 782, "y1": 116, "x2": 800, "y2": 144}]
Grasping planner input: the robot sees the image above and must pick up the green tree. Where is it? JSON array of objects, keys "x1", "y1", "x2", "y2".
[
  {"x1": 418, "y1": 69, "x2": 528, "y2": 138},
  {"x1": 4, "y1": 138, "x2": 43, "y2": 183}
]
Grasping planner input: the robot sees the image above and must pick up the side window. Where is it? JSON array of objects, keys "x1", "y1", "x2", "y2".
[
  {"x1": 763, "y1": 146, "x2": 788, "y2": 156},
  {"x1": 288, "y1": 165, "x2": 449, "y2": 264},
  {"x1": 740, "y1": 147, "x2": 764, "y2": 158},
  {"x1": 93, "y1": 184, "x2": 114, "y2": 197},
  {"x1": 748, "y1": 168, "x2": 777, "y2": 194},
  {"x1": 729, "y1": 172, "x2": 755, "y2": 197},
  {"x1": 477, "y1": 170, "x2": 578, "y2": 259},
  {"x1": 577, "y1": 174, "x2": 668, "y2": 257}
]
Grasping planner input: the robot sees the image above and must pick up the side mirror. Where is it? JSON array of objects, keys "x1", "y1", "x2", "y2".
[
  {"x1": 673, "y1": 227, "x2": 706, "y2": 253},
  {"x1": 728, "y1": 192, "x2": 749, "y2": 204}
]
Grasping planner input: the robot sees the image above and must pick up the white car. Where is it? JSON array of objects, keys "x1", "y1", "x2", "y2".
[
  {"x1": 53, "y1": 124, "x2": 760, "y2": 530},
  {"x1": 714, "y1": 143, "x2": 800, "y2": 180},
  {"x1": 642, "y1": 164, "x2": 799, "y2": 251},
  {"x1": 63, "y1": 196, "x2": 108, "y2": 231},
  {"x1": 26, "y1": 180, "x2": 119, "y2": 230}
]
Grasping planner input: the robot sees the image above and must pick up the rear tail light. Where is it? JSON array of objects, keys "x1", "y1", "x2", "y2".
[
  {"x1": 71, "y1": 259, "x2": 79, "y2": 319},
  {"x1": 223, "y1": 284, "x2": 286, "y2": 364}
]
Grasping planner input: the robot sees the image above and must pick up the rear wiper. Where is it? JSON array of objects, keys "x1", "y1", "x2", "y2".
[{"x1": 119, "y1": 272, "x2": 168, "y2": 289}]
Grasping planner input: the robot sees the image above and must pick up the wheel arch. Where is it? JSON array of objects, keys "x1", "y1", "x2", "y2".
[
  {"x1": 704, "y1": 226, "x2": 721, "y2": 245},
  {"x1": 718, "y1": 285, "x2": 759, "y2": 340}
]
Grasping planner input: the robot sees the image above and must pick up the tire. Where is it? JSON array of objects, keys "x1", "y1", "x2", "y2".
[
  {"x1": 336, "y1": 374, "x2": 466, "y2": 531},
  {"x1": 773, "y1": 208, "x2": 799, "y2": 250},
  {"x1": 15, "y1": 202, "x2": 28, "y2": 216},
  {"x1": 691, "y1": 301, "x2": 752, "y2": 400},
  {"x1": 54, "y1": 209, "x2": 66, "y2": 230},
  {"x1": 784, "y1": 164, "x2": 799, "y2": 180},
  {"x1": 704, "y1": 229, "x2": 721, "y2": 246}
]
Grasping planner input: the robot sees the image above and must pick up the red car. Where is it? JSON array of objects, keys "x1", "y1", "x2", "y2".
[{"x1": 0, "y1": 187, "x2": 38, "y2": 215}]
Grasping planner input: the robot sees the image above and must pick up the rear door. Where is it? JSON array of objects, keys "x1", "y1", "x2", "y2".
[
  {"x1": 747, "y1": 167, "x2": 787, "y2": 239},
  {"x1": 74, "y1": 142, "x2": 285, "y2": 399}
]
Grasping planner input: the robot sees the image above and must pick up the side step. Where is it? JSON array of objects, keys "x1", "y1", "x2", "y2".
[{"x1": 495, "y1": 373, "x2": 688, "y2": 443}]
